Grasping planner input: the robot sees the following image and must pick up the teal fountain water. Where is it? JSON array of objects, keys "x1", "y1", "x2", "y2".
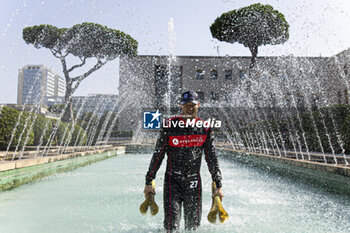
[{"x1": 0, "y1": 153, "x2": 349, "y2": 233}]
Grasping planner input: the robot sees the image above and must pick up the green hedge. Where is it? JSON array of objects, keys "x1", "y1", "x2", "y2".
[
  {"x1": 0, "y1": 107, "x2": 34, "y2": 150},
  {"x1": 239, "y1": 104, "x2": 350, "y2": 154},
  {"x1": 0, "y1": 107, "x2": 87, "y2": 150},
  {"x1": 50, "y1": 120, "x2": 87, "y2": 146},
  {"x1": 77, "y1": 112, "x2": 124, "y2": 145},
  {"x1": 33, "y1": 113, "x2": 53, "y2": 146}
]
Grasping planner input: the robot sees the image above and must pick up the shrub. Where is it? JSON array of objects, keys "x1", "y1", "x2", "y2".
[
  {"x1": 66, "y1": 123, "x2": 87, "y2": 146},
  {"x1": 33, "y1": 113, "x2": 53, "y2": 146},
  {"x1": 239, "y1": 104, "x2": 350, "y2": 154},
  {"x1": 48, "y1": 120, "x2": 87, "y2": 146},
  {"x1": 0, "y1": 107, "x2": 34, "y2": 150},
  {"x1": 341, "y1": 115, "x2": 350, "y2": 154}
]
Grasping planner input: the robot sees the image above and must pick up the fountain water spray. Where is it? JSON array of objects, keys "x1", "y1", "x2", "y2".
[
  {"x1": 59, "y1": 97, "x2": 87, "y2": 154},
  {"x1": 167, "y1": 18, "x2": 176, "y2": 116},
  {"x1": 94, "y1": 100, "x2": 119, "y2": 148},
  {"x1": 41, "y1": 95, "x2": 76, "y2": 157},
  {"x1": 5, "y1": 71, "x2": 41, "y2": 160}
]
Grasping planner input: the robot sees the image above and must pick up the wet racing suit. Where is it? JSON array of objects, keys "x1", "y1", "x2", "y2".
[{"x1": 145, "y1": 116, "x2": 222, "y2": 232}]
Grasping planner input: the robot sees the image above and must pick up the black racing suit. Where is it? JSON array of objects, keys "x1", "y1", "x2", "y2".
[{"x1": 145, "y1": 116, "x2": 222, "y2": 232}]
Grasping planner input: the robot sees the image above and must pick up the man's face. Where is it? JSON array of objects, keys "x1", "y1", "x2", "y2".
[{"x1": 180, "y1": 102, "x2": 200, "y2": 117}]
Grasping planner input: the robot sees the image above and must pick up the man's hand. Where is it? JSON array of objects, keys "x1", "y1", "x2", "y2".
[
  {"x1": 212, "y1": 187, "x2": 224, "y2": 201},
  {"x1": 143, "y1": 185, "x2": 156, "y2": 198}
]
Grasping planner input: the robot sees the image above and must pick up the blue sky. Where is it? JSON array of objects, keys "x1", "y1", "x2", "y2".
[{"x1": 0, "y1": 0, "x2": 349, "y2": 103}]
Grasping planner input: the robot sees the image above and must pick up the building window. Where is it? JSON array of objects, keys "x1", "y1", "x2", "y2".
[
  {"x1": 196, "y1": 69, "x2": 204, "y2": 79},
  {"x1": 155, "y1": 65, "x2": 182, "y2": 111},
  {"x1": 155, "y1": 65, "x2": 168, "y2": 110},
  {"x1": 344, "y1": 65, "x2": 348, "y2": 76},
  {"x1": 210, "y1": 69, "x2": 218, "y2": 79},
  {"x1": 345, "y1": 89, "x2": 349, "y2": 104},
  {"x1": 269, "y1": 70, "x2": 276, "y2": 77},
  {"x1": 224, "y1": 70, "x2": 232, "y2": 80},
  {"x1": 239, "y1": 70, "x2": 246, "y2": 79},
  {"x1": 223, "y1": 93, "x2": 230, "y2": 102},
  {"x1": 284, "y1": 93, "x2": 291, "y2": 105},
  {"x1": 197, "y1": 91, "x2": 204, "y2": 102},
  {"x1": 252, "y1": 70, "x2": 261, "y2": 78},
  {"x1": 269, "y1": 93, "x2": 277, "y2": 108},
  {"x1": 171, "y1": 66, "x2": 183, "y2": 77},
  {"x1": 210, "y1": 92, "x2": 219, "y2": 101},
  {"x1": 296, "y1": 93, "x2": 305, "y2": 112},
  {"x1": 311, "y1": 93, "x2": 318, "y2": 111}
]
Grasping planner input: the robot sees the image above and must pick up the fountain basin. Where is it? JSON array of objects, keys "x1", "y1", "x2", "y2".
[
  {"x1": 0, "y1": 147, "x2": 125, "y2": 191},
  {"x1": 0, "y1": 152, "x2": 349, "y2": 233},
  {"x1": 217, "y1": 148, "x2": 350, "y2": 196}
]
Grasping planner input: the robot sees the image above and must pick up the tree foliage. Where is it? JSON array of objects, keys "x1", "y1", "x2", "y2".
[
  {"x1": 210, "y1": 3, "x2": 289, "y2": 68},
  {"x1": 23, "y1": 22, "x2": 138, "y2": 61},
  {"x1": 23, "y1": 22, "x2": 138, "y2": 121}
]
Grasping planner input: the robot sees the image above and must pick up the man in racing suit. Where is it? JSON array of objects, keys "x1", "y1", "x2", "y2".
[{"x1": 143, "y1": 90, "x2": 223, "y2": 232}]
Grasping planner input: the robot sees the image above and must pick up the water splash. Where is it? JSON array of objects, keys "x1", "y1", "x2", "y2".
[{"x1": 167, "y1": 18, "x2": 177, "y2": 116}]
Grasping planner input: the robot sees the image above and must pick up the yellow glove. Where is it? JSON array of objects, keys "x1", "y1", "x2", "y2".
[
  {"x1": 207, "y1": 181, "x2": 229, "y2": 224},
  {"x1": 140, "y1": 180, "x2": 159, "y2": 216}
]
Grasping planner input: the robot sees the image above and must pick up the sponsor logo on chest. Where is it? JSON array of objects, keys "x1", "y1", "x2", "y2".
[{"x1": 169, "y1": 135, "x2": 207, "y2": 147}]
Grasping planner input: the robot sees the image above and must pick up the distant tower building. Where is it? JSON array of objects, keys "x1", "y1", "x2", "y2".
[{"x1": 17, "y1": 65, "x2": 64, "y2": 106}]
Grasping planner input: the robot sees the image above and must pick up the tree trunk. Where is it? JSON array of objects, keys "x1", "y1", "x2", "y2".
[
  {"x1": 249, "y1": 46, "x2": 258, "y2": 69},
  {"x1": 70, "y1": 101, "x2": 75, "y2": 123},
  {"x1": 60, "y1": 58, "x2": 105, "y2": 123},
  {"x1": 62, "y1": 81, "x2": 74, "y2": 123}
]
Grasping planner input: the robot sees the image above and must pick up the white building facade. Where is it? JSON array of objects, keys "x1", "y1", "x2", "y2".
[
  {"x1": 17, "y1": 65, "x2": 64, "y2": 106},
  {"x1": 118, "y1": 49, "x2": 350, "y2": 132}
]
